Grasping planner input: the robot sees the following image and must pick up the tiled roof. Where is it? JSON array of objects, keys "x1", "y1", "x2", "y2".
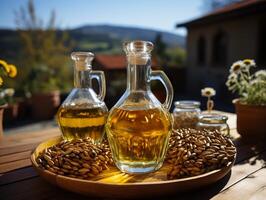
[
  {"x1": 95, "y1": 54, "x2": 159, "y2": 69},
  {"x1": 177, "y1": 0, "x2": 266, "y2": 27},
  {"x1": 95, "y1": 55, "x2": 126, "y2": 69}
]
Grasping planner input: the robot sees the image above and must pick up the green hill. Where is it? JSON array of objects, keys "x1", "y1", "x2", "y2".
[{"x1": 0, "y1": 24, "x2": 185, "y2": 60}]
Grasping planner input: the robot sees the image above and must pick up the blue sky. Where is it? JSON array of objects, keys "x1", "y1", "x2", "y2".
[{"x1": 0, "y1": 0, "x2": 203, "y2": 35}]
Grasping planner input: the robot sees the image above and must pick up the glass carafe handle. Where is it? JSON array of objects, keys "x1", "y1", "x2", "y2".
[
  {"x1": 151, "y1": 70, "x2": 173, "y2": 110},
  {"x1": 90, "y1": 70, "x2": 106, "y2": 101}
]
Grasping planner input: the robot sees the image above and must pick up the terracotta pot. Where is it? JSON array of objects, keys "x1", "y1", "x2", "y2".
[
  {"x1": 0, "y1": 104, "x2": 7, "y2": 139},
  {"x1": 234, "y1": 100, "x2": 266, "y2": 139},
  {"x1": 31, "y1": 91, "x2": 60, "y2": 120}
]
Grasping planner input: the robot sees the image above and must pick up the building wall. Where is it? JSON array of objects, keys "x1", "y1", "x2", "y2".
[{"x1": 186, "y1": 13, "x2": 265, "y2": 101}]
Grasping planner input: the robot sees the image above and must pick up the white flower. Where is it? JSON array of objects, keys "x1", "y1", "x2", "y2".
[
  {"x1": 4, "y1": 88, "x2": 15, "y2": 97},
  {"x1": 255, "y1": 70, "x2": 266, "y2": 78},
  {"x1": 228, "y1": 73, "x2": 237, "y2": 81},
  {"x1": 250, "y1": 79, "x2": 259, "y2": 85},
  {"x1": 226, "y1": 79, "x2": 233, "y2": 87},
  {"x1": 230, "y1": 61, "x2": 245, "y2": 74},
  {"x1": 242, "y1": 59, "x2": 256, "y2": 73},
  {"x1": 239, "y1": 79, "x2": 249, "y2": 87},
  {"x1": 201, "y1": 87, "x2": 216, "y2": 97},
  {"x1": 0, "y1": 91, "x2": 5, "y2": 98},
  {"x1": 228, "y1": 85, "x2": 236, "y2": 91},
  {"x1": 242, "y1": 93, "x2": 248, "y2": 97},
  {"x1": 243, "y1": 59, "x2": 255, "y2": 67}
]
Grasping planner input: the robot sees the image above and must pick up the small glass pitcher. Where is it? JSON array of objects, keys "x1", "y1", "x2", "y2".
[
  {"x1": 106, "y1": 41, "x2": 173, "y2": 174},
  {"x1": 57, "y1": 52, "x2": 108, "y2": 143}
]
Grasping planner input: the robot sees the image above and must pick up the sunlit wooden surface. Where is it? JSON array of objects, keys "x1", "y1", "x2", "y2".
[{"x1": 0, "y1": 111, "x2": 266, "y2": 200}]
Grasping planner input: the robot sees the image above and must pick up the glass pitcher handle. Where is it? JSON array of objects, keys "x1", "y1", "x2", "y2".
[
  {"x1": 151, "y1": 70, "x2": 174, "y2": 110},
  {"x1": 90, "y1": 70, "x2": 106, "y2": 101}
]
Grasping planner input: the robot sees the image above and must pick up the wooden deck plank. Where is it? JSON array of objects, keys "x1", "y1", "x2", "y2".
[
  {"x1": 0, "y1": 176, "x2": 98, "y2": 200},
  {"x1": 220, "y1": 151, "x2": 266, "y2": 192},
  {"x1": 0, "y1": 128, "x2": 60, "y2": 149},
  {"x1": 0, "y1": 143, "x2": 38, "y2": 157},
  {"x1": 0, "y1": 167, "x2": 37, "y2": 186},
  {"x1": 0, "y1": 158, "x2": 31, "y2": 173},
  {"x1": 0, "y1": 151, "x2": 31, "y2": 164},
  {"x1": 213, "y1": 167, "x2": 266, "y2": 200},
  {"x1": 0, "y1": 131, "x2": 61, "y2": 156}
]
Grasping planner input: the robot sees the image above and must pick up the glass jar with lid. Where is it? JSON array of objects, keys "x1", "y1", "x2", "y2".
[
  {"x1": 196, "y1": 114, "x2": 230, "y2": 137},
  {"x1": 173, "y1": 101, "x2": 201, "y2": 129}
]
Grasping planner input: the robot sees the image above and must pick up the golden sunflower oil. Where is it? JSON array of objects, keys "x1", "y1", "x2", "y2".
[
  {"x1": 57, "y1": 106, "x2": 108, "y2": 142},
  {"x1": 105, "y1": 107, "x2": 172, "y2": 173}
]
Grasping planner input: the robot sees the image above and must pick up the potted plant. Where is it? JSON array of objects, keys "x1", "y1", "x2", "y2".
[
  {"x1": 27, "y1": 65, "x2": 61, "y2": 120},
  {"x1": 0, "y1": 59, "x2": 17, "y2": 137},
  {"x1": 226, "y1": 59, "x2": 266, "y2": 139}
]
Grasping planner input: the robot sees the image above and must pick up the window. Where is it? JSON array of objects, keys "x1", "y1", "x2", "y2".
[
  {"x1": 197, "y1": 36, "x2": 206, "y2": 65},
  {"x1": 212, "y1": 31, "x2": 228, "y2": 66}
]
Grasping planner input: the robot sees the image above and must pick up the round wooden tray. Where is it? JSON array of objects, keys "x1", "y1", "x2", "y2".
[{"x1": 31, "y1": 136, "x2": 235, "y2": 198}]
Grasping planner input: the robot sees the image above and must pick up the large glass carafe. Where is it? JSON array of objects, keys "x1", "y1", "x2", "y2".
[
  {"x1": 106, "y1": 41, "x2": 173, "y2": 174},
  {"x1": 57, "y1": 52, "x2": 108, "y2": 143}
]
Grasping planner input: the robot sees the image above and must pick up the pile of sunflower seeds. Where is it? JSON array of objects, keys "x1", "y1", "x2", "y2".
[
  {"x1": 36, "y1": 138, "x2": 114, "y2": 179},
  {"x1": 166, "y1": 128, "x2": 236, "y2": 180},
  {"x1": 36, "y1": 129, "x2": 236, "y2": 180}
]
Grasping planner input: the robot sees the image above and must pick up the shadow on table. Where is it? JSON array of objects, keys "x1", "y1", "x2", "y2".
[{"x1": 233, "y1": 137, "x2": 266, "y2": 167}]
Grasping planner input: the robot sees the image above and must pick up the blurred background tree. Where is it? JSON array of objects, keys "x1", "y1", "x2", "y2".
[
  {"x1": 15, "y1": 0, "x2": 72, "y2": 96},
  {"x1": 153, "y1": 33, "x2": 167, "y2": 65},
  {"x1": 166, "y1": 47, "x2": 186, "y2": 67},
  {"x1": 153, "y1": 33, "x2": 185, "y2": 67}
]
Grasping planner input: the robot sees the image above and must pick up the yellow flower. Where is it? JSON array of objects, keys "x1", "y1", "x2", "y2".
[
  {"x1": 8, "y1": 64, "x2": 17, "y2": 78},
  {"x1": 0, "y1": 59, "x2": 10, "y2": 73},
  {"x1": 0, "y1": 77, "x2": 3, "y2": 86},
  {"x1": 201, "y1": 87, "x2": 216, "y2": 97}
]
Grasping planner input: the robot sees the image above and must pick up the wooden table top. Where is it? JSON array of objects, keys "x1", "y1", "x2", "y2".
[{"x1": 0, "y1": 111, "x2": 265, "y2": 200}]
